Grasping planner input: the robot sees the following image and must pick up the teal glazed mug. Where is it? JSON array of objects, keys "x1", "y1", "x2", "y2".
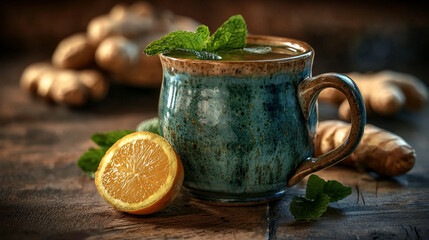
[{"x1": 158, "y1": 35, "x2": 366, "y2": 205}]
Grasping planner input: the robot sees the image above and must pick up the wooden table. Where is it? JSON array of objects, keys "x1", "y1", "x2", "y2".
[{"x1": 1, "y1": 55, "x2": 429, "y2": 239}]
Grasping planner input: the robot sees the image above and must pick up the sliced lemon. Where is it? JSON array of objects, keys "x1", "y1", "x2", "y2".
[{"x1": 95, "y1": 131, "x2": 184, "y2": 214}]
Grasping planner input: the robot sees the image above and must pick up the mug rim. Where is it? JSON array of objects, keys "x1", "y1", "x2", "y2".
[{"x1": 160, "y1": 35, "x2": 314, "y2": 64}]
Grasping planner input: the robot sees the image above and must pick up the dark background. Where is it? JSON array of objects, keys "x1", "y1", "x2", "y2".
[{"x1": 1, "y1": 0, "x2": 429, "y2": 84}]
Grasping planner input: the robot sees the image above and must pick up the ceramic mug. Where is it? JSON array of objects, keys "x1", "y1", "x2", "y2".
[{"x1": 158, "y1": 35, "x2": 366, "y2": 205}]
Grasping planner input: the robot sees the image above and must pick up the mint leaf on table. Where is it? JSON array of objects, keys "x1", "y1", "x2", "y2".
[
  {"x1": 77, "y1": 129, "x2": 134, "y2": 178},
  {"x1": 91, "y1": 129, "x2": 135, "y2": 147},
  {"x1": 78, "y1": 118, "x2": 165, "y2": 178},
  {"x1": 143, "y1": 14, "x2": 247, "y2": 60},
  {"x1": 323, "y1": 180, "x2": 353, "y2": 202},
  {"x1": 305, "y1": 174, "x2": 327, "y2": 200},
  {"x1": 136, "y1": 117, "x2": 161, "y2": 135},
  {"x1": 205, "y1": 14, "x2": 247, "y2": 53},
  {"x1": 77, "y1": 147, "x2": 109, "y2": 178},
  {"x1": 290, "y1": 193, "x2": 330, "y2": 221},
  {"x1": 290, "y1": 174, "x2": 352, "y2": 221}
]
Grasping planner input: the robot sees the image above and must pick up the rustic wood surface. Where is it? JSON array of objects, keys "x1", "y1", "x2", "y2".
[{"x1": 1, "y1": 55, "x2": 429, "y2": 239}]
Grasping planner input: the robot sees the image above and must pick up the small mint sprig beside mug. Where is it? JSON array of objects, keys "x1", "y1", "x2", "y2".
[
  {"x1": 143, "y1": 14, "x2": 271, "y2": 60},
  {"x1": 77, "y1": 119, "x2": 159, "y2": 177},
  {"x1": 290, "y1": 175, "x2": 352, "y2": 221}
]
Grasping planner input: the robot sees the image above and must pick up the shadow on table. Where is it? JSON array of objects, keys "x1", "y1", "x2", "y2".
[
  {"x1": 283, "y1": 206, "x2": 345, "y2": 228},
  {"x1": 115, "y1": 192, "x2": 269, "y2": 234}
]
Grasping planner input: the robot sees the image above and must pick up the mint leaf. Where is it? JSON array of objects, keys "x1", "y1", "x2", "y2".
[
  {"x1": 91, "y1": 130, "x2": 134, "y2": 147},
  {"x1": 323, "y1": 180, "x2": 353, "y2": 202},
  {"x1": 143, "y1": 15, "x2": 248, "y2": 59},
  {"x1": 178, "y1": 49, "x2": 221, "y2": 60},
  {"x1": 143, "y1": 28, "x2": 220, "y2": 60},
  {"x1": 290, "y1": 174, "x2": 352, "y2": 221},
  {"x1": 77, "y1": 147, "x2": 109, "y2": 178},
  {"x1": 144, "y1": 31, "x2": 205, "y2": 56},
  {"x1": 206, "y1": 15, "x2": 247, "y2": 53},
  {"x1": 196, "y1": 25, "x2": 210, "y2": 44},
  {"x1": 290, "y1": 193, "x2": 330, "y2": 221},
  {"x1": 306, "y1": 174, "x2": 326, "y2": 200},
  {"x1": 78, "y1": 129, "x2": 134, "y2": 178},
  {"x1": 244, "y1": 46, "x2": 272, "y2": 54},
  {"x1": 136, "y1": 117, "x2": 161, "y2": 135}
]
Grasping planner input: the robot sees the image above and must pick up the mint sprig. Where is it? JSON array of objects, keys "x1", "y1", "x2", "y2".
[
  {"x1": 323, "y1": 180, "x2": 353, "y2": 202},
  {"x1": 290, "y1": 193, "x2": 330, "y2": 221},
  {"x1": 77, "y1": 119, "x2": 162, "y2": 178},
  {"x1": 77, "y1": 130, "x2": 134, "y2": 177},
  {"x1": 143, "y1": 15, "x2": 248, "y2": 60},
  {"x1": 91, "y1": 130, "x2": 135, "y2": 148},
  {"x1": 205, "y1": 15, "x2": 247, "y2": 53},
  {"x1": 305, "y1": 174, "x2": 327, "y2": 200},
  {"x1": 177, "y1": 49, "x2": 222, "y2": 60},
  {"x1": 143, "y1": 31, "x2": 205, "y2": 56},
  {"x1": 196, "y1": 25, "x2": 210, "y2": 44},
  {"x1": 77, "y1": 147, "x2": 109, "y2": 178},
  {"x1": 290, "y1": 175, "x2": 352, "y2": 221}
]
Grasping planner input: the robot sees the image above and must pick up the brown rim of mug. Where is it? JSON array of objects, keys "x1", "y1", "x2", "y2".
[{"x1": 159, "y1": 35, "x2": 314, "y2": 63}]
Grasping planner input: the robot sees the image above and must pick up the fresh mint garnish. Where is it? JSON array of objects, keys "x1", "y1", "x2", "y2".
[
  {"x1": 178, "y1": 49, "x2": 222, "y2": 60},
  {"x1": 144, "y1": 15, "x2": 247, "y2": 60},
  {"x1": 77, "y1": 119, "x2": 163, "y2": 178},
  {"x1": 143, "y1": 31, "x2": 205, "y2": 56},
  {"x1": 205, "y1": 15, "x2": 247, "y2": 53},
  {"x1": 290, "y1": 174, "x2": 352, "y2": 221},
  {"x1": 196, "y1": 25, "x2": 210, "y2": 44}
]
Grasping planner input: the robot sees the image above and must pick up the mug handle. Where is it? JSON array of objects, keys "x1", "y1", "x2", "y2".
[{"x1": 288, "y1": 73, "x2": 366, "y2": 186}]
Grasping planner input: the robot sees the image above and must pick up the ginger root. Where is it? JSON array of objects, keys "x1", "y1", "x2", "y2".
[
  {"x1": 52, "y1": 33, "x2": 95, "y2": 69},
  {"x1": 93, "y1": 7, "x2": 200, "y2": 87},
  {"x1": 20, "y1": 62, "x2": 53, "y2": 94},
  {"x1": 21, "y1": 1, "x2": 201, "y2": 105},
  {"x1": 87, "y1": 2, "x2": 155, "y2": 45},
  {"x1": 20, "y1": 63, "x2": 108, "y2": 106},
  {"x1": 319, "y1": 71, "x2": 428, "y2": 121},
  {"x1": 314, "y1": 120, "x2": 416, "y2": 176},
  {"x1": 94, "y1": 33, "x2": 165, "y2": 87}
]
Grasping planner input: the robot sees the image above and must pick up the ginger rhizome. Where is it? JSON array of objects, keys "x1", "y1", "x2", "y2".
[
  {"x1": 319, "y1": 71, "x2": 428, "y2": 121},
  {"x1": 314, "y1": 120, "x2": 416, "y2": 176},
  {"x1": 21, "y1": 63, "x2": 108, "y2": 106},
  {"x1": 20, "y1": 1, "x2": 201, "y2": 106}
]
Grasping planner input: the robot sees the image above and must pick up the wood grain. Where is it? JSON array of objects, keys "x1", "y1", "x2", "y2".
[{"x1": 1, "y1": 55, "x2": 429, "y2": 239}]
